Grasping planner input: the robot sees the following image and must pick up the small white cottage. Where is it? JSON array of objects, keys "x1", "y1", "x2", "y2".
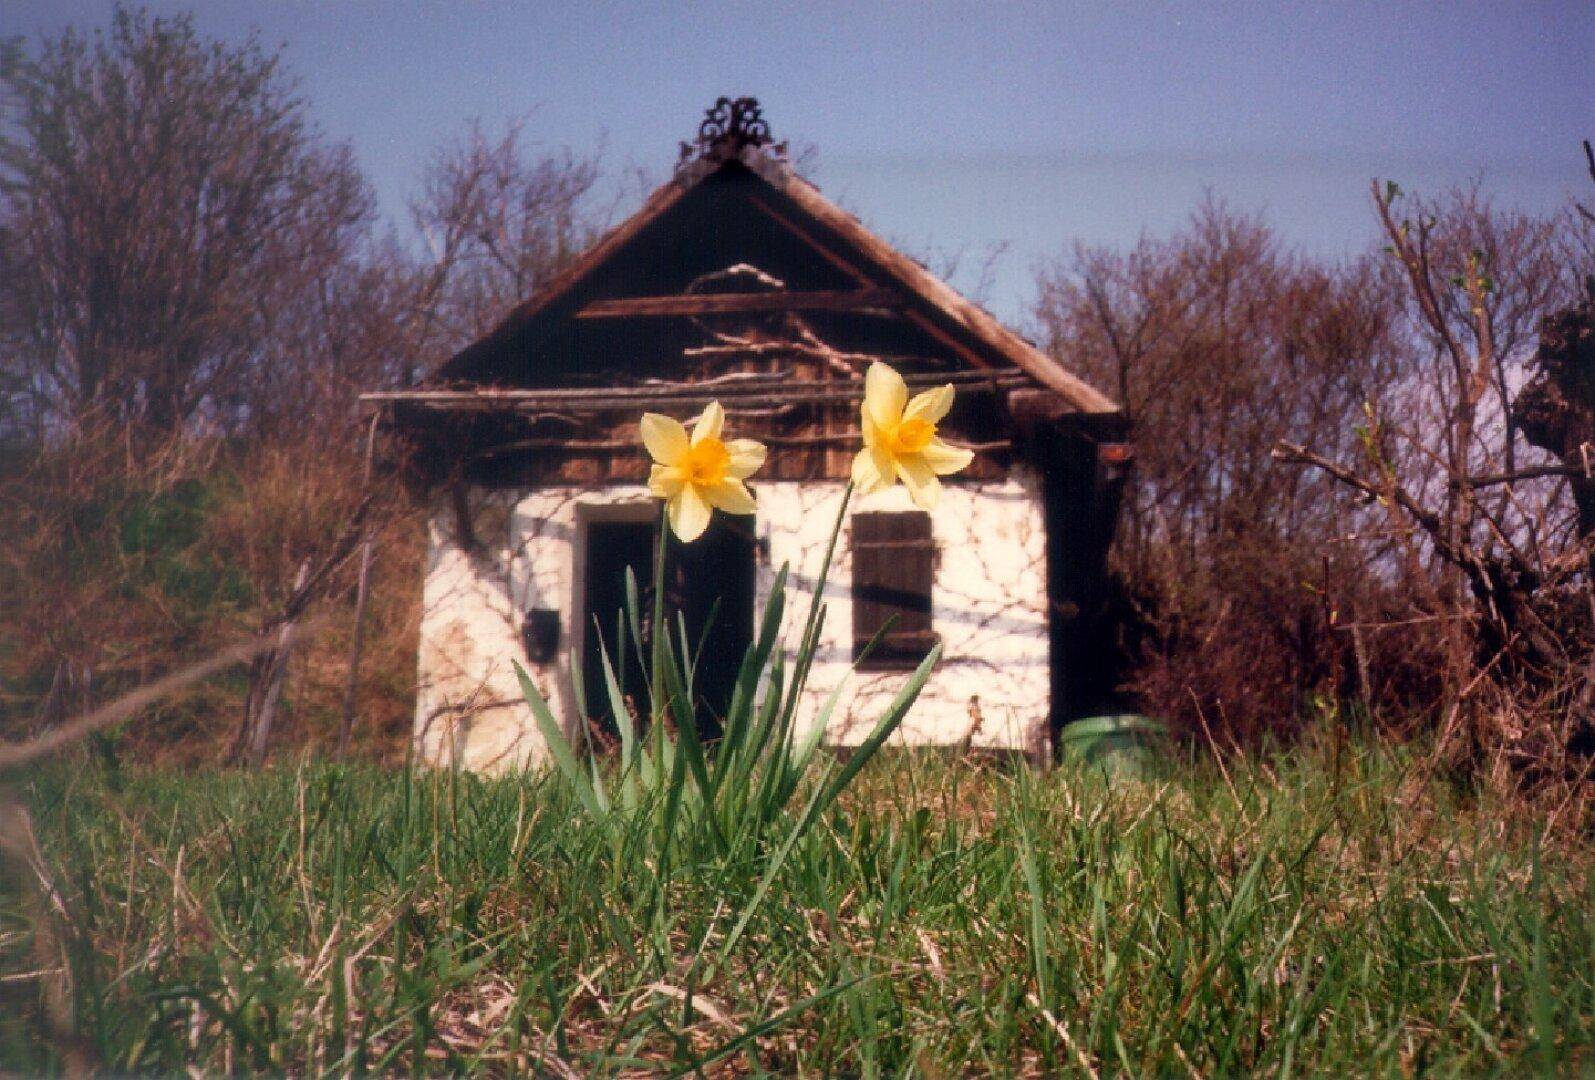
[{"x1": 368, "y1": 99, "x2": 1127, "y2": 772}]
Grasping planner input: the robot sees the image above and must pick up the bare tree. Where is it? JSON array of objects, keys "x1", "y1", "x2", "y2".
[
  {"x1": 1273, "y1": 180, "x2": 1590, "y2": 766},
  {"x1": 1035, "y1": 199, "x2": 1407, "y2": 733},
  {"x1": 403, "y1": 117, "x2": 600, "y2": 371},
  {"x1": 0, "y1": 7, "x2": 372, "y2": 435}
]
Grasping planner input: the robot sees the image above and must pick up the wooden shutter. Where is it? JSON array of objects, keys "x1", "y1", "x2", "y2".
[{"x1": 851, "y1": 511, "x2": 937, "y2": 669}]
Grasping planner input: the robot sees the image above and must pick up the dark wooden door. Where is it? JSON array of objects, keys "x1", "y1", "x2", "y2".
[
  {"x1": 582, "y1": 520, "x2": 656, "y2": 741},
  {"x1": 665, "y1": 513, "x2": 756, "y2": 740},
  {"x1": 581, "y1": 514, "x2": 755, "y2": 743}
]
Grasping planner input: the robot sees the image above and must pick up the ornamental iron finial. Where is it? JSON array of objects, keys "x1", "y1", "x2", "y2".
[{"x1": 679, "y1": 96, "x2": 786, "y2": 166}]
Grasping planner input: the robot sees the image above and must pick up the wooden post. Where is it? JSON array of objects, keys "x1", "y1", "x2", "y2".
[
  {"x1": 246, "y1": 561, "x2": 310, "y2": 768},
  {"x1": 336, "y1": 414, "x2": 380, "y2": 761}
]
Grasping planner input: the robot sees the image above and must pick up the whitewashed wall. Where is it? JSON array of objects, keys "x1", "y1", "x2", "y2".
[{"x1": 414, "y1": 474, "x2": 1051, "y2": 773}]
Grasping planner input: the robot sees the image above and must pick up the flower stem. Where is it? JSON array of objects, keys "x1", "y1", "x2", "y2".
[
  {"x1": 800, "y1": 481, "x2": 854, "y2": 650},
  {"x1": 780, "y1": 481, "x2": 855, "y2": 734},
  {"x1": 650, "y1": 503, "x2": 670, "y2": 723}
]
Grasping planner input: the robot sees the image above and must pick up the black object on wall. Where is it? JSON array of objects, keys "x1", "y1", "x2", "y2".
[{"x1": 523, "y1": 608, "x2": 561, "y2": 663}]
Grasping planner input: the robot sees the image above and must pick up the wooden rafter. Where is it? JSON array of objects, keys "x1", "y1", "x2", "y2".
[
  {"x1": 362, "y1": 369, "x2": 1032, "y2": 415},
  {"x1": 575, "y1": 288, "x2": 902, "y2": 319}
]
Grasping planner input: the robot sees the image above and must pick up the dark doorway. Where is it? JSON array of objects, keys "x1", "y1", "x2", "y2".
[
  {"x1": 581, "y1": 513, "x2": 756, "y2": 743},
  {"x1": 666, "y1": 513, "x2": 757, "y2": 740},
  {"x1": 582, "y1": 519, "x2": 655, "y2": 741}
]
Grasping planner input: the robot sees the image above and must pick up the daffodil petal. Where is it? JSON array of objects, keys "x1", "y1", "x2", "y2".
[
  {"x1": 667, "y1": 484, "x2": 712, "y2": 542},
  {"x1": 852, "y1": 444, "x2": 896, "y2": 493},
  {"x1": 640, "y1": 413, "x2": 689, "y2": 465},
  {"x1": 724, "y1": 438, "x2": 766, "y2": 479},
  {"x1": 704, "y1": 478, "x2": 756, "y2": 514},
  {"x1": 851, "y1": 446, "x2": 883, "y2": 490},
  {"x1": 897, "y1": 453, "x2": 942, "y2": 510},
  {"x1": 691, "y1": 400, "x2": 725, "y2": 446},
  {"x1": 861, "y1": 409, "x2": 881, "y2": 448},
  {"x1": 904, "y1": 383, "x2": 955, "y2": 424},
  {"x1": 870, "y1": 446, "x2": 899, "y2": 491},
  {"x1": 920, "y1": 438, "x2": 975, "y2": 476},
  {"x1": 864, "y1": 361, "x2": 908, "y2": 428},
  {"x1": 648, "y1": 464, "x2": 685, "y2": 499}
]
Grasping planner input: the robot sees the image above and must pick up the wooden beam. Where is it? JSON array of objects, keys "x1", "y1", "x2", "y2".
[
  {"x1": 361, "y1": 369, "x2": 1032, "y2": 415},
  {"x1": 574, "y1": 288, "x2": 902, "y2": 319},
  {"x1": 470, "y1": 431, "x2": 1012, "y2": 459}
]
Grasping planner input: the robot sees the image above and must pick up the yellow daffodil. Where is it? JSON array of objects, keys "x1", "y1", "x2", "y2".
[
  {"x1": 641, "y1": 401, "x2": 766, "y2": 542},
  {"x1": 851, "y1": 362, "x2": 974, "y2": 510}
]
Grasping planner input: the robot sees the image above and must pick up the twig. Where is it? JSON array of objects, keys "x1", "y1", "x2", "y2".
[
  {"x1": 0, "y1": 631, "x2": 300, "y2": 772},
  {"x1": 1578, "y1": 140, "x2": 1595, "y2": 225},
  {"x1": 1453, "y1": 463, "x2": 1585, "y2": 489}
]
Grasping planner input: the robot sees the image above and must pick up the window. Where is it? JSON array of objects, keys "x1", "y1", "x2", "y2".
[{"x1": 851, "y1": 511, "x2": 938, "y2": 670}]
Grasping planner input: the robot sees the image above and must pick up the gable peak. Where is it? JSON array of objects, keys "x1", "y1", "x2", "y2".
[{"x1": 677, "y1": 96, "x2": 789, "y2": 175}]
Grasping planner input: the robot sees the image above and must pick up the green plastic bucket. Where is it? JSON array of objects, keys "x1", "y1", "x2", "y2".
[{"x1": 1058, "y1": 715, "x2": 1169, "y2": 777}]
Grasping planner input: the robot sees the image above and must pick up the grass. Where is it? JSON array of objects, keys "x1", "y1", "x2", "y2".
[{"x1": 3, "y1": 737, "x2": 1590, "y2": 1076}]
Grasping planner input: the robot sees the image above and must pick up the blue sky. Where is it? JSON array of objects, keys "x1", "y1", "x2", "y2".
[{"x1": 4, "y1": 2, "x2": 1591, "y2": 324}]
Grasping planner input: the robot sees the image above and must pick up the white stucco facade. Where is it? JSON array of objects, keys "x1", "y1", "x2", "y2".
[{"x1": 414, "y1": 473, "x2": 1052, "y2": 773}]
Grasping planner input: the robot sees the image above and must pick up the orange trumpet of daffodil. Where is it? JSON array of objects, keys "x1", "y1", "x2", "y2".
[
  {"x1": 850, "y1": 361, "x2": 974, "y2": 510},
  {"x1": 641, "y1": 401, "x2": 767, "y2": 542}
]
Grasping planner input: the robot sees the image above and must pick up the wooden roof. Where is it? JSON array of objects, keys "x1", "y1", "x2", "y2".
[{"x1": 424, "y1": 128, "x2": 1119, "y2": 418}]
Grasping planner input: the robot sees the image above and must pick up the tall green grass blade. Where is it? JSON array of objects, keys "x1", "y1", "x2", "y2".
[
  {"x1": 624, "y1": 565, "x2": 645, "y2": 672},
  {"x1": 514, "y1": 661, "x2": 601, "y2": 819},
  {"x1": 719, "y1": 645, "x2": 939, "y2": 964},
  {"x1": 594, "y1": 633, "x2": 636, "y2": 776},
  {"x1": 656, "y1": 630, "x2": 719, "y2": 840},
  {"x1": 815, "y1": 644, "x2": 939, "y2": 810}
]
